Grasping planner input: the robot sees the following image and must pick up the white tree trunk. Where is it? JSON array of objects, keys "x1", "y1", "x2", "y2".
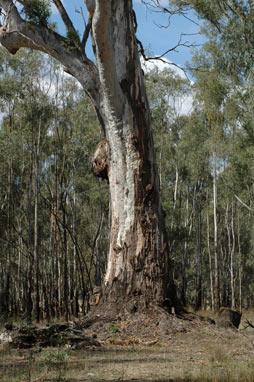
[
  {"x1": 91, "y1": 1, "x2": 177, "y2": 311},
  {"x1": 213, "y1": 150, "x2": 220, "y2": 312}
]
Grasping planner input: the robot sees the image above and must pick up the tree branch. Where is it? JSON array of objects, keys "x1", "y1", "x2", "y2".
[
  {"x1": 52, "y1": 0, "x2": 76, "y2": 34},
  {"x1": 234, "y1": 194, "x2": 253, "y2": 212},
  {"x1": 137, "y1": 32, "x2": 197, "y2": 81},
  {"x1": 81, "y1": 20, "x2": 92, "y2": 53},
  {"x1": 81, "y1": 0, "x2": 95, "y2": 54},
  {"x1": 0, "y1": 0, "x2": 98, "y2": 93},
  {"x1": 155, "y1": 33, "x2": 201, "y2": 57}
]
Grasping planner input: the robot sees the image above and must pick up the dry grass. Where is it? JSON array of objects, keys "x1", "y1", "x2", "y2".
[{"x1": 2, "y1": 310, "x2": 254, "y2": 381}]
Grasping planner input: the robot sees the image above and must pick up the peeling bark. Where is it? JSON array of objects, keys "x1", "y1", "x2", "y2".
[{"x1": 91, "y1": 0, "x2": 177, "y2": 313}]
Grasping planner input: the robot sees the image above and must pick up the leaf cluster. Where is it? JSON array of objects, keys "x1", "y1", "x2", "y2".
[
  {"x1": 22, "y1": 0, "x2": 51, "y2": 26},
  {"x1": 63, "y1": 30, "x2": 81, "y2": 51},
  {"x1": 169, "y1": 0, "x2": 254, "y2": 79}
]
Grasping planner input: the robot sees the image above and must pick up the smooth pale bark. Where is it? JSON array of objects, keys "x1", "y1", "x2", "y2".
[
  {"x1": 236, "y1": 210, "x2": 242, "y2": 311},
  {"x1": 53, "y1": 106, "x2": 61, "y2": 317},
  {"x1": 206, "y1": 190, "x2": 214, "y2": 311},
  {"x1": 194, "y1": 182, "x2": 202, "y2": 311},
  {"x1": 0, "y1": 0, "x2": 178, "y2": 312},
  {"x1": 230, "y1": 202, "x2": 236, "y2": 310},
  {"x1": 213, "y1": 150, "x2": 220, "y2": 312},
  {"x1": 173, "y1": 163, "x2": 179, "y2": 212},
  {"x1": 226, "y1": 201, "x2": 236, "y2": 310},
  {"x1": 33, "y1": 118, "x2": 41, "y2": 322},
  {"x1": 6, "y1": 119, "x2": 12, "y2": 315},
  {"x1": 181, "y1": 189, "x2": 189, "y2": 306}
]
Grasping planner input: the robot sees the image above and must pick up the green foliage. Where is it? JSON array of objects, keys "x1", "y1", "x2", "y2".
[
  {"x1": 108, "y1": 324, "x2": 119, "y2": 333},
  {"x1": 22, "y1": 0, "x2": 51, "y2": 26},
  {"x1": 2, "y1": 0, "x2": 254, "y2": 315},
  {"x1": 26, "y1": 351, "x2": 35, "y2": 382},
  {"x1": 0, "y1": 47, "x2": 108, "y2": 320},
  {"x1": 40, "y1": 348, "x2": 70, "y2": 366},
  {"x1": 170, "y1": 0, "x2": 254, "y2": 79},
  {"x1": 63, "y1": 30, "x2": 81, "y2": 50},
  {"x1": 38, "y1": 349, "x2": 70, "y2": 382}
]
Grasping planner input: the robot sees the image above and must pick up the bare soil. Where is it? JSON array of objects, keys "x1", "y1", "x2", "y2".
[{"x1": 1, "y1": 309, "x2": 254, "y2": 382}]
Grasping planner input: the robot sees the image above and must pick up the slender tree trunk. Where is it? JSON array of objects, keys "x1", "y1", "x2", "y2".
[
  {"x1": 237, "y1": 210, "x2": 242, "y2": 311},
  {"x1": 26, "y1": 131, "x2": 34, "y2": 323},
  {"x1": 206, "y1": 190, "x2": 214, "y2": 311},
  {"x1": 17, "y1": 218, "x2": 23, "y2": 313},
  {"x1": 72, "y1": 186, "x2": 79, "y2": 317},
  {"x1": 173, "y1": 163, "x2": 179, "y2": 212},
  {"x1": 33, "y1": 119, "x2": 41, "y2": 322},
  {"x1": 229, "y1": 200, "x2": 236, "y2": 309},
  {"x1": 225, "y1": 200, "x2": 236, "y2": 309},
  {"x1": 42, "y1": 252, "x2": 50, "y2": 321},
  {"x1": 159, "y1": 148, "x2": 162, "y2": 195},
  {"x1": 181, "y1": 188, "x2": 188, "y2": 306},
  {"x1": 6, "y1": 144, "x2": 12, "y2": 316},
  {"x1": 5, "y1": 113, "x2": 15, "y2": 316},
  {"x1": 213, "y1": 150, "x2": 220, "y2": 312},
  {"x1": 53, "y1": 91, "x2": 61, "y2": 317},
  {"x1": 195, "y1": 182, "x2": 202, "y2": 311},
  {"x1": 62, "y1": 195, "x2": 70, "y2": 321}
]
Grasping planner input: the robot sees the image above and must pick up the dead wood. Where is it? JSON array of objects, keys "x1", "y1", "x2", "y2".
[{"x1": 0, "y1": 322, "x2": 101, "y2": 349}]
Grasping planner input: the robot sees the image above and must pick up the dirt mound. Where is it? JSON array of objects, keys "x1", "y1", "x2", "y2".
[{"x1": 75, "y1": 307, "x2": 215, "y2": 345}]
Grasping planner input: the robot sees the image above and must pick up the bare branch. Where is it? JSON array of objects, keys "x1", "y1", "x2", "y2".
[
  {"x1": 136, "y1": 34, "x2": 192, "y2": 81},
  {"x1": 246, "y1": 319, "x2": 254, "y2": 328},
  {"x1": 155, "y1": 33, "x2": 201, "y2": 57},
  {"x1": 234, "y1": 194, "x2": 253, "y2": 212},
  {"x1": 52, "y1": 0, "x2": 76, "y2": 34},
  {"x1": 241, "y1": 319, "x2": 254, "y2": 330},
  {"x1": 149, "y1": 56, "x2": 191, "y2": 81},
  {"x1": 81, "y1": 20, "x2": 91, "y2": 53},
  {"x1": 141, "y1": 0, "x2": 198, "y2": 26},
  {"x1": 79, "y1": 6, "x2": 87, "y2": 27},
  {"x1": 139, "y1": 32, "x2": 200, "y2": 81},
  {"x1": 81, "y1": 0, "x2": 96, "y2": 54}
]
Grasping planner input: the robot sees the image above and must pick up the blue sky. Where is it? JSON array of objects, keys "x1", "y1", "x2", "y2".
[
  {"x1": 49, "y1": 0, "x2": 204, "y2": 69},
  {"x1": 133, "y1": 1, "x2": 204, "y2": 68}
]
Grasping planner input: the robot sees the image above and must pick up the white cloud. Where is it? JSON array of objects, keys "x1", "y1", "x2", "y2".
[
  {"x1": 142, "y1": 57, "x2": 189, "y2": 80},
  {"x1": 177, "y1": 94, "x2": 193, "y2": 115},
  {"x1": 141, "y1": 57, "x2": 193, "y2": 115}
]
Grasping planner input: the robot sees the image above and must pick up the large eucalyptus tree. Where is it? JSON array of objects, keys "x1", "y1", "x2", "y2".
[{"x1": 0, "y1": 0, "x2": 178, "y2": 313}]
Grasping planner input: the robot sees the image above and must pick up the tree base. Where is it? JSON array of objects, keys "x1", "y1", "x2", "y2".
[
  {"x1": 75, "y1": 300, "x2": 212, "y2": 346},
  {"x1": 89, "y1": 288, "x2": 181, "y2": 318}
]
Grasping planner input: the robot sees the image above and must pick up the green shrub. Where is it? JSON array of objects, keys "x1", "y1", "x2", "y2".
[{"x1": 22, "y1": 0, "x2": 50, "y2": 25}]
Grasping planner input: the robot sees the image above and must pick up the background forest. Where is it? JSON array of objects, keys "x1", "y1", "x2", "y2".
[{"x1": 1, "y1": 17, "x2": 254, "y2": 322}]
